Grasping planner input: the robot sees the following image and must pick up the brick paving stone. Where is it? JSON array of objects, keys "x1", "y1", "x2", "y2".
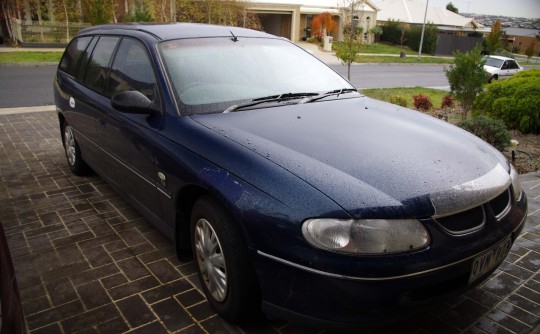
[
  {"x1": 1, "y1": 110, "x2": 540, "y2": 334},
  {"x1": 117, "y1": 295, "x2": 157, "y2": 329},
  {"x1": 151, "y1": 298, "x2": 194, "y2": 332}
]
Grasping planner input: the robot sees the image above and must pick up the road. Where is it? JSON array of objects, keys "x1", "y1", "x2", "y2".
[
  {"x1": 0, "y1": 63, "x2": 450, "y2": 108},
  {"x1": 0, "y1": 65, "x2": 57, "y2": 108},
  {"x1": 329, "y1": 64, "x2": 450, "y2": 90}
]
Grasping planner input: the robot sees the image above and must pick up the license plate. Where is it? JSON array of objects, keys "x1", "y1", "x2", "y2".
[{"x1": 469, "y1": 237, "x2": 512, "y2": 284}]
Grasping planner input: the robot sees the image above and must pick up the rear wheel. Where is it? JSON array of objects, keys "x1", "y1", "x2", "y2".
[
  {"x1": 191, "y1": 195, "x2": 260, "y2": 323},
  {"x1": 62, "y1": 122, "x2": 91, "y2": 175}
]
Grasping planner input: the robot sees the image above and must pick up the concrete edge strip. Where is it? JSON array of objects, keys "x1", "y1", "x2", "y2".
[{"x1": 0, "y1": 105, "x2": 56, "y2": 115}]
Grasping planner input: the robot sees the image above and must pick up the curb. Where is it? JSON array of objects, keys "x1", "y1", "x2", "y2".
[
  {"x1": 0, "y1": 105, "x2": 56, "y2": 115},
  {"x1": 0, "y1": 62, "x2": 58, "y2": 67}
]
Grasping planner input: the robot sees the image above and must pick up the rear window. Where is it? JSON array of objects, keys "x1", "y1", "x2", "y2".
[{"x1": 59, "y1": 36, "x2": 92, "y2": 77}]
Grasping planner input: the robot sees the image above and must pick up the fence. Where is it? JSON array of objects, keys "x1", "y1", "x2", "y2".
[
  {"x1": 9, "y1": 18, "x2": 89, "y2": 47},
  {"x1": 435, "y1": 34, "x2": 483, "y2": 56}
]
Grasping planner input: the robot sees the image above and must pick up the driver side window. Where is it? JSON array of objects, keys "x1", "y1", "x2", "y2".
[{"x1": 107, "y1": 38, "x2": 156, "y2": 101}]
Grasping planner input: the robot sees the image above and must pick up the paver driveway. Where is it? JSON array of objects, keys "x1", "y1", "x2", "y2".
[{"x1": 0, "y1": 109, "x2": 539, "y2": 333}]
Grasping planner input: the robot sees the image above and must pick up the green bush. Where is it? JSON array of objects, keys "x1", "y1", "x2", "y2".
[
  {"x1": 459, "y1": 115, "x2": 511, "y2": 151},
  {"x1": 474, "y1": 69, "x2": 540, "y2": 134},
  {"x1": 389, "y1": 95, "x2": 408, "y2": 107},
  {"x1": 406, "y1": 23, "x2": 438, "y2": 55},
  {"x1": 380, "y1": 19, "x2": 404, "y2": 45}
]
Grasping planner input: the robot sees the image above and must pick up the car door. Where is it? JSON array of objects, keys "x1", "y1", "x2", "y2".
[
  {"x1": 500, "y1": 60, "x2": 512, "y2": 79},
  {"x1": 506, "y1": 60, "x2": 520, "y2": 77},
  {"x1": 97, "y1": 37, "x2": 165, "y2": 222},
  {"x1": 56, "y1": 36, "x2": 100, "y2": 158}
]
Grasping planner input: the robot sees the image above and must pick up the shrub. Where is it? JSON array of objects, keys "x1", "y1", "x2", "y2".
[
  {"x1": 412, "y1": 94, "x2": 433, "y2": 111},
  {"x1": 474, "y1": 69, "x2": 540, "y2": 134},
  {"x1": 389, "y1": 95, "x2": 408, "y2": 107},
  {"x1": 444, "y1": 46, "x2": 486, "y2": 119},
  {"x1": 406, "y1": 23, "x2": 438, "y2": 55},
  {"x1": 459, "y1": 115, "x2": 511, "y2": 151},
  {"x1": 380, "y1": 19, "x2": 404, "y2": 45},
  {"x1": 441, "y1": 95, "x2": 455, "y2": 109}
]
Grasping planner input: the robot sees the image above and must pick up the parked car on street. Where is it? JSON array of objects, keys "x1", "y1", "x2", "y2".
[
  {"x1": 54, "y1": 23, "x2": 528, "y2": 330},
  {"x1": 483, "y1": 55, "x2": 523, "y2": 83}
]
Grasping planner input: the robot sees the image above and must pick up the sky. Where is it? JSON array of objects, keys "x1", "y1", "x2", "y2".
[{"x1": 372, "y1": 0, "x2": 540, "y2": 19}]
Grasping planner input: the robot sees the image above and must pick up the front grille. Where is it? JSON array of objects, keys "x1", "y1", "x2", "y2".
[
  {"x1": 435, "y1": 187, "x2": 512, "y2": 235},
  {"x1": 436, "y1": 205, "x2": 485, "y2": 235},
  {"x1": 489, "y1": 189, "x2": 511, "y2": 219}
]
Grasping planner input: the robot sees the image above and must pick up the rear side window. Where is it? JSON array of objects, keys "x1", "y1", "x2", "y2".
[
  {"x1": 83, "y1": 36, "x2": 120, "y2": 93},
  {"x1": 107, "y1": 38, "x2": 156, "y2": 100},
  {"x1": 59, "y1": 36, "x2": 92, "y2": 77}
]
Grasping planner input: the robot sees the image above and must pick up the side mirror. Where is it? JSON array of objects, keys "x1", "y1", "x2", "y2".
[{"x1": 111, "y1": 91, "x2": 155, "y2": 114}]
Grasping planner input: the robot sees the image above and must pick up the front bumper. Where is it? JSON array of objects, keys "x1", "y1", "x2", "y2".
[{"x1": 254, "y1": 197, "x2": 527, "y2": 330}]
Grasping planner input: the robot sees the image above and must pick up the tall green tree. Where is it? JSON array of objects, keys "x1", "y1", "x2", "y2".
[
  {"x1": 485, "y1": 20, "x2": 503, "y2": 55},
  {"x1": 444, "y1": 46, "x2": 486, "y2": 120},
  {"x1": 446, "y1": 2, "x2": 458, "y2": 13},
  {"x1": 82, "y1": 0, "x2": 114, "y2": 24}
]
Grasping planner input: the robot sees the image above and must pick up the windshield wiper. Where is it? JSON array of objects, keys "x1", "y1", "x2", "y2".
[
  {"x1": 223, "y1": 92, "x2": 319, "y2": 113},
  {"x1": 300, "y1": 88, "x2": 359, "y2": 104}
]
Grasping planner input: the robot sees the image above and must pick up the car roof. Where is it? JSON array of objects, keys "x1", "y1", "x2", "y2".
[
  {"x1": 77, "y1": 23, "x2": 276, "y2": 41},
  {"x1": 485, "y1": 55, "x2": 515, "y2": 61}
]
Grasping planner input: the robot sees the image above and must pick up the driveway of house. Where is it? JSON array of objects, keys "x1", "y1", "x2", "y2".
[{"x1": 0, "y1": 108, "x2": 539, "y2": 333}]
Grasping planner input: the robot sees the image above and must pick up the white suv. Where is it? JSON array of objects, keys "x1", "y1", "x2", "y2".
[{"x1": 483, "y1": 55, "x2": 523, "y2": 83}]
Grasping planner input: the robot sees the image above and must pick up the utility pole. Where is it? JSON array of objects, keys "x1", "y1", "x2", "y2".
[{"x1": 418, "y1": 0, "x2": 429, "y2": 60}]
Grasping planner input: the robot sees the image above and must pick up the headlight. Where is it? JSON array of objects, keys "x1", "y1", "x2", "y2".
[
  {"x1": 510, "y1": 164, "x2": 523, "y2": 201},
  {"x1": 302, "y1": 218, "x2": 429, "y2": 255}
]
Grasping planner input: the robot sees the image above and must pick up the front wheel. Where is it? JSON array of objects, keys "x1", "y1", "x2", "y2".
[
  {"x1": 191, "y1": 196, "x2": 260, "y2": 323},
  {"x1": 62, "y1": 123, "x2": 91, "y2": 176}
]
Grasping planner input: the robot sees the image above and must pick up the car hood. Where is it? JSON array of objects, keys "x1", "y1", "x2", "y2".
[{"x1": 191, "y1": 97, "x2": 510, "y2": 219}]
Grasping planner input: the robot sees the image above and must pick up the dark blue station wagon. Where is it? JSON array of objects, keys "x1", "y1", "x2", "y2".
[{"x1": 54, "y1": 23, "x2": 528, "y2": 329}]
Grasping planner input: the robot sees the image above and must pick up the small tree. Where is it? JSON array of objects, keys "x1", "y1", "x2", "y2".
[
  {"x1": 369, "y1": 26, "x2": 383, "y2": 43},
  {"x1": 485, "y1": 20, "x2": 503, "y2": 55},
  {"x1": 525, "y1": 41, "x2": 537, "y2": 62},
  {"x1": 446, "y1": 2, "x2": 459, "y2": 13},
  {"x1": 311, "y1": 12, "x2": 338, "y2": 39},
  {"x1": 335, "y1": 26, "x2": 363, "y2": 80},
  {"x1": 444, "y1": 46, "x2": 486, "y2": 120}
]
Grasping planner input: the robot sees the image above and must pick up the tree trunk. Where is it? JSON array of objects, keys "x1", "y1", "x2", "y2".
[
  {"x1": 37, "y1": 0, "x2": 44, "y2": 41},
  {"x1": 112, "y1": 0, "x2": 117, "y2": 23},
  {"x1": 2, "y1": 2, "x2": 14, "y2": 41},
  {"x1": 23, "y1": 0, "x2": 31, "y2": 23},
  {"x1": 60, "y1": 0, "x2": 69, "y2": 42},
  {"x1": 48, "y1": 0, "x2": 55, "y2": 21}
]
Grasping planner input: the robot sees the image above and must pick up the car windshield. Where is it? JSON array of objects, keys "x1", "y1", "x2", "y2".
[
  {"x1": 484, "y1": 57, "x2": 504, "y2": 68},
  {"x1": 159, "y1": 37, "x2": 354, "y2": 115}
]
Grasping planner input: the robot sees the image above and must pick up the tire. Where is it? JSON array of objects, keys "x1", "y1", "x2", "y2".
[
  {"x1": 62, "y1": 122, "x2": 91, "y2": 176},
  {"x1": 190, "y1": 195, "x2": 261, "y2": 323}
]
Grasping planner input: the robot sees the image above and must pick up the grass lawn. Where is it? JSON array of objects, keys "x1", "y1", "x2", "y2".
[
  {"x1": 357, "y1": 43, "x2": 417, "y2": 55},
  {"x1": 355, "y1": 55, "x2": 453, "y2": 64},
  {"x1": 0, "y1": 52, "x2": 62, "y2": 63},
  {"x1": 361, "y1": 86, "x2": 451, "y2": 110}
]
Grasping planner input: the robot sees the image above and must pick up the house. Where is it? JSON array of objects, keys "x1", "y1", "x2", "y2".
[
  {"x1": 246, "y1": 0, "x2": 379, "y2": 43},
  {"x1": 504, "y1": 27, "x2": 540, "y2": 56},
  {"x1": 374, "y1": 0, "x2": 489, "y2": 35},
  {"x1": 374, "y1": 0, "x2": 490, "y2": 54}
]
